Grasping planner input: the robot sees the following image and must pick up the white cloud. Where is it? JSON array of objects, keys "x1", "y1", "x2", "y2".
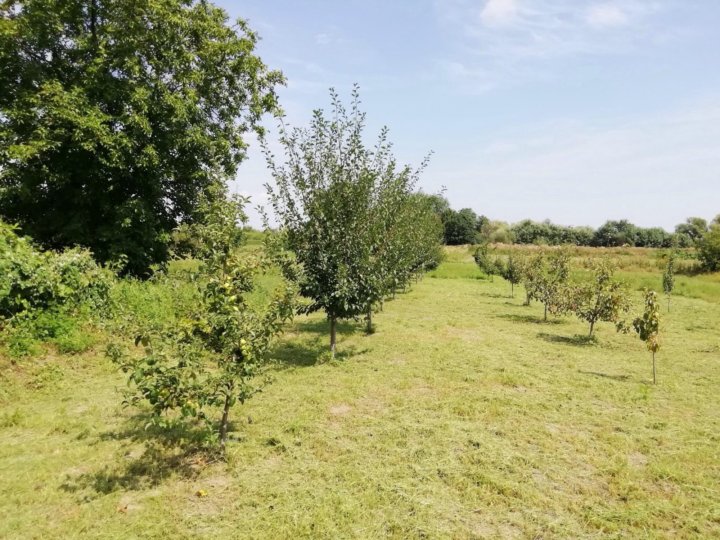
[
  {"x1": 587, "y1": 4, "x2": 629, "y2": 28},
  {"x1": 434, "y1": 0, "x2": 669, "y2": 91},
  {"x1": 315, "y1": 33, "x2": 333, "y2": 46},
  {"x1": 480, "y1": 0, "x2": 518, "y2": 26}
]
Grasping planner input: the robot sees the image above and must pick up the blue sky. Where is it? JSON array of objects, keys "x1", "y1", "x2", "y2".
[{"x1": 217, "y1": 0, "x2": 720, "y2": 230}]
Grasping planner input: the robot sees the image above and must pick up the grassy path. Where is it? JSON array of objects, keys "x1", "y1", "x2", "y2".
[{"x1": 1, "y1": 257, "x2": 720, "y2": 538}]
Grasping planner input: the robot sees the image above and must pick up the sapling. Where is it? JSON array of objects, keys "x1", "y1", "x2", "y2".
[
  {"x1": 633, "y1": 290, "x2": 661, "y2": 384},
  {"x1": 662, "y1": 251, "x2": 675, "y2": 313},
  {"x1": 570, "y1": 258, "x2": 630, "y2": 337},
  {"x1": 500, "y1": 254, "x2": 523, "y2": 298}
]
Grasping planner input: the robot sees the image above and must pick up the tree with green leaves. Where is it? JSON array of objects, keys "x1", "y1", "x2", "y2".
[
  {"x1": 0, "y1": 0, "x2": 283, "y2": 274},
  {"x1": 662, "y1": 251, "x2": 676, "y2": 312},
  {"x1": 473, "y1": 243, "x2": 502, "y2": 282},
  {"x1": 109, "y1": 192, "x2": 297, "y2": 449},
  {"x1": 569, "y1": 258, "x2": 630, "y2": 337},
  {"x1": 524, "y1": 249, "x2": 571, "y2": 321},
  {"x1": 500, "y1": 254, "x2": 523, "y2": 298},
  {"x1": 698, "y1": 222, "x2": 720, "y2": 272},
  {"x1": 264, "y1": 87, "x2": 432, "y2": 357},
  {"x1": 633, "y1": 290, "x2": 661, "y2": 384}
]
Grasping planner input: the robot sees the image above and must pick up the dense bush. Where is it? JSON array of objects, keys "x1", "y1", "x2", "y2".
[
  {"x1": 698, "y1": 223, "x2": 720, "y2": 272},
  {"x1": 0, "y1": 221, "x2": 113, "y2": 319}
]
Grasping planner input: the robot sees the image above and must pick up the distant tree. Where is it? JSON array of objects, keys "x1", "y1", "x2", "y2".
[
  {"x1": 0, "y1": 0, "x2": 283, "y2": 274},
  {"x1": 662, "y1": 251, "x2": 676, "y2": 312},
  {"x1": 592, "y1": 220, "x2": 639, "y2": 247},
  {"x1": 697, "y1": 223, "x2": 720, "y2": 272},
  {"x1": 632, "y1": 290, "x2": 661, "y2": 384},
  {"x1": 500, "y1": 254, "x2": 523, "y2": 297},
  {"x1": 444, "y1": 208, "x2": 478, "y2": 245},
  {"x1": 569, "y1": 258, "x2": 630, "y2": 337},
  {"x1": 675, "y1": 217, "x2": 709, "y2": 245}
]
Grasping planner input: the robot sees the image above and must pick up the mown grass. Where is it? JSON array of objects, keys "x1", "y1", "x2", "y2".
[{"x1": 1, "y1": 247, "x2": 719, "y2": 538}]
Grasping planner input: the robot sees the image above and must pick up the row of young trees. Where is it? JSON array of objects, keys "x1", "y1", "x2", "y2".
[{"x1": 474, "y1": 247, "x2": 662, "y2": 382}]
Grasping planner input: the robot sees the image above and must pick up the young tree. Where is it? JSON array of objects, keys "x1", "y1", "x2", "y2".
[
  {"x1": 264, "y1": 87, "x2": 432, "y2": 356},
  {"x1": 473, "y1": 243, "x2": 502, "y2": 282},
  {"x1": 0, "y1": 0, "x2": 283, "y2": 274},
  {"x1": 500, "y1": 254, "x2": 523, "y2": 298},
  {"x1": 525, "y1": 249, "x2": 571, "y2": 321},
  {"x1": 662, "y1": 251, "x2": 676, "y2": 312},
  {"x1": 633, "y1": 290, "x2": 661, "y2": 384},
  {"x1": 109, "y1": 192, "x2": 296, "y2": 449},
  {"x1": 570, "y1": 258, "x2": 630, "y2": 337}
]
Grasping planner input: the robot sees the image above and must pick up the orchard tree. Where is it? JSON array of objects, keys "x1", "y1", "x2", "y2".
[
  {"x1": 0, "y1": 0, "x2": 282, "y2": 274},
  {"x1": 500, "y1": 254, "x2": 523, "y2": 298},
  {"x1": 662, "y1": 251, "x2": 676, "y2": 312},
  {"x1": 570, "y1": 258, "x2": 630, "y2": 337},
  {"x1": 264, "y1": 86, "x2": 432, "y2": 356},
  {"x1": 473, "y1": 243, "x2": 502, "y2": 282},
  {"x1": 633, "y1": 290, "x2": 661, "y2": 384},
  {"x1": 109, "y1": 191, "x2": 297, "y2": 449},
  {"x1": 524, "y1": 249, "x2": 571, "y2": 321}
]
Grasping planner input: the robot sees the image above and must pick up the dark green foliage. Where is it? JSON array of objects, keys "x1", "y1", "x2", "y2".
[
  {"x1": 511, "y1": 219, "x2": 594, "y2": 246},
  {"x1": 443, "y1": 208, "x2": 479, "y2": 245},
  {"x1": 0, "y1": 220, "x2": 112, "y2": 320},
  {"x1": 675, "y1": 217, "x2": 708, "y2": 245},
  {"x1": 0, "y1": 0, "x2": 283, "y2": 274},
  {"x1": 698, "y1": 223, "x2": 720, "y2": 272}
]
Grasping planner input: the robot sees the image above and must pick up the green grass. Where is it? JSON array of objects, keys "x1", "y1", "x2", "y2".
[{"x1": 1, "y1": 248, "x2": 720, "y2": 538}]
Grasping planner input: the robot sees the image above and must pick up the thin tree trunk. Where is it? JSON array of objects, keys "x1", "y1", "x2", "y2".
[
  {"x1": 366, "y1": 307, "x2": 373, "y2": 334},
  {"x1": 544, "y1": 304, "x2": 548, "y2": 321},
  {"x1": 330, "y1": 316, "x2": 337, "y2": 358},
  {"x1": 652, "y1": 351, "x2": 656, "y2": 384},
  {"x1": 589, "y1": 320, "x2": 595, "y2": 337},
  {"x1": 525, "y1": 291, "x2": 531, "y2": 306},
  {"x1": 511, "y1": 282, "x2": 514, "y2": 298},
  {"x1": 219, "y1": 392, "x2": 232, "y2": 450}
]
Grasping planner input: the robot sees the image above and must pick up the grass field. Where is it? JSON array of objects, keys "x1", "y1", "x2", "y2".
[{"x1": 1, "y1": 246, "x2": 719, "y2": 538}]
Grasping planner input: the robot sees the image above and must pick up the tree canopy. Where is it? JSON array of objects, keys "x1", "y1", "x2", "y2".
[{"x1": 0, "y1": 0, "x2": 283, "y2": 274}]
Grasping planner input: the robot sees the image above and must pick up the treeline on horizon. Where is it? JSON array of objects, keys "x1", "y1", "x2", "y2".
[{"x1": 430, "y1": 195, "x2": 714, "y2": 249}]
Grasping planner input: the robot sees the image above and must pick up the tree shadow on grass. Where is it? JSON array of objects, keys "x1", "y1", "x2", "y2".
[
  {"x1": 498, "y1": 313, "x2": 567, "y2": 325},
  {"x1": 578, "y1": 370, "x2": 630, "y2": 382},
  {"x1": 477, "y1": 292, "x2": 509, "y2": 299},
  {"x1": 537, "y1": 332, "x2": 598, "y2": 347},
  {"x1": 60, "y1": 415, "x2": 217, "y2": 500}
]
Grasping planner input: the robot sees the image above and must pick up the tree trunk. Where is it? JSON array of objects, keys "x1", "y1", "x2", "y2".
[
  {"x1": 366, "y1": 307, "x2": 373, "y2": 334},
  {"x1": 544, "y1": 304, "x2": 548, "y2": 321},
  {"x1": 525, "y1": 291, "x2": 531, "y2": 306},
  {"x1": 652, "y1": 351, "x2": 656, "y2": 384},
  {"x1": 219, "y1": 392, "x2": 232, "y2": 450},
  {"x1": 330, "y1": 316, "x2": 337, "y2": 358},
  {"x1": 667, "y1": 296, "x2": 671, "y2": 313},
  {"x1": 588, "y1": 320, "x2": 595, "y2": 337},
  {"x1": 511, "y1": 282, "x2": 514, "y2": 298}
]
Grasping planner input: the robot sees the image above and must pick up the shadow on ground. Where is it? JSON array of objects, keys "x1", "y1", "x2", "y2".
[
  {"x1": 537, "y1": 332, "x2": 598, "y2": 347},
  {"x1": 270, "y1": 317, "x2": 370, "y2": 368},
  {"x1": 60, "y1": 415, "x2": 217, "y2": 500},
  {"x1": 499, "y1": 313, "x2": 567, "y2": 325},
  {"x1": 578, "y1": 370, "x2": 631, "y2": 382}
]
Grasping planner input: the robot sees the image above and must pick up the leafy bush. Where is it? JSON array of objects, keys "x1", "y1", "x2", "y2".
[{"x1": 0, "y1": 221, "x2": 113, "y2": 319}]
